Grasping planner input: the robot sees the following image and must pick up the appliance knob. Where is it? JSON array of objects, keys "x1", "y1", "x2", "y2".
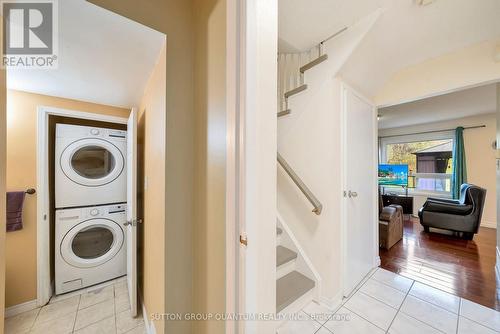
[
  {"x1": 90, "y1": 209, "x2": 99, "y2": 216},
  {"x1": 90, "y1": 129, "x2": 100, "y2": 135}
]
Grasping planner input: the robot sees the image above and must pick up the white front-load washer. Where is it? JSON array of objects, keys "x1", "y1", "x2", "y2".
[
  {"x1": 55, "y1": 123, "x2": 127, "y2": 208},
  {"x1": 55, "y1": 204, "x2": 127, "y2": 294}
]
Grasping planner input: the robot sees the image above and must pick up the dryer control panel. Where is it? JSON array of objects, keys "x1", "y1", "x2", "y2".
[
  {"x1": 56, "y1": 124, "x2": 127, "y2": 142},
  {"x1": 56, "y1": 204, "x2": 127, "y2": 222}
]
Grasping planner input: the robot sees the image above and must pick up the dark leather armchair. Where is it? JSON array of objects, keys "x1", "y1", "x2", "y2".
[
  {"x1": 418, "y1": 183, "x2": 486, "y2": 240},
  {"x1": 379, "y1": 193, "x2": 404, "y2": 249}
]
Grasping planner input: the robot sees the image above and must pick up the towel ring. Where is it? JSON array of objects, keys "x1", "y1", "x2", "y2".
[{"x1": 25, "y1": 188, "x2": 36, "y2": 195}]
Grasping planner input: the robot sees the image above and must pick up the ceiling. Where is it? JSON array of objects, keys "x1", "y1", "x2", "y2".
[
  {"x1": 339, "y1": 0, "x2": 500, "y2": 98},
  {"x1": 279, "y1": 0, "x2": 500, "y2": 98},
  {"x1": 378, "y1": 83, "x2": 497, "y2": 129},
  {"x1": 278, "y1": 0, "x2": 382, "y2": 52},
  {"x1": 7, "y1": 0, "x2": 165, "y2": 108}
]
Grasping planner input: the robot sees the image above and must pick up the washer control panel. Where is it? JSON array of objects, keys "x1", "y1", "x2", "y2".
[{"x1": 56, "y1": 204, "x2": 127, "y2": 222}]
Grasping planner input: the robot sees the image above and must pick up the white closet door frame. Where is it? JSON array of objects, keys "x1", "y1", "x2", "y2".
[{"x1": 36, "y1": 106, "x2": 127, "y2": 306}]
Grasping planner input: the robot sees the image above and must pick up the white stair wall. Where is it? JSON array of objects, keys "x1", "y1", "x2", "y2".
[{"x1": 276, "y1": 9, "x2": 382, "y2": 308}]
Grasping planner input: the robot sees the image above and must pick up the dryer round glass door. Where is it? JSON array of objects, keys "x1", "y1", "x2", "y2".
[
  {"x1": 61, "y1": 219, "x2": 124, "y2": 268},
  {"x1": 60, "y1": 138, "x2": 124, "y2": 187}
]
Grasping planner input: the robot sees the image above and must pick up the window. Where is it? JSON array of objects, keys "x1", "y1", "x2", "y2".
[{"x1": 380, "y1": 132, "x2": 454, "y2": 195}]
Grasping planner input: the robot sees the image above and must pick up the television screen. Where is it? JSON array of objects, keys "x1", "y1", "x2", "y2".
[{"x1": 378, "y1": 164, "x2": 408, "y2": 187}]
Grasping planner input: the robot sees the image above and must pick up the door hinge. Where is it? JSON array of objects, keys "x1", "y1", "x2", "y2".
[
  {"x1": 239, "y1": 233, "x2": 248, "y2": 246},
  {"x1": 124, "y1": 218, "x2": 143, "y2": 227}
]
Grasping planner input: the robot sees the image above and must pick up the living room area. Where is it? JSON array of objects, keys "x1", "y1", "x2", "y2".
[{"x1": 376, "y1": 82, "x2": 499, "y2": 311}]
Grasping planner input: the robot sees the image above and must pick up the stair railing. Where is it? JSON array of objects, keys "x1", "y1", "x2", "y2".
[
  {"x1": 277, "y1": 27, "x2": 348, "y2": 215},
  {"x1": 277, "y1": 152, "x2": 323, "y2": 215}
]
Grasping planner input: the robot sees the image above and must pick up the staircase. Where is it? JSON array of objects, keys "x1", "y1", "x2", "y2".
[
  {"x1": 275, "y1": 224, "x2": 316, "y2": 313},
  {"x1": 275, "y1": 46, "x2": 330, "y2": 313},
  {"x1": 275, "y1": 39, "x2": 339, "y2": 314},
  {"x1": 278, "y1": 50, "x2": 328, "y2": 117}
]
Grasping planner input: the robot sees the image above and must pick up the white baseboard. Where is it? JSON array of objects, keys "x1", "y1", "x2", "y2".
[
  {"x1": 374, "y1": 256, "x2": 381, "y2": 267},
  {"x1": 5, "y1": 300, "x2": 38, "y2": 318},
  {"x1": 481, "y1": 220, "x2": 497, "y2": 229},
  {"x1": 496, "y1": 247, "x2": 500, "y2": 279},
  {"x1": 318, "y1": 291, "x2": 342, "y2": 312},
  {"x1": 140, "y1": 294, "x2": 156, "y2": 334}
]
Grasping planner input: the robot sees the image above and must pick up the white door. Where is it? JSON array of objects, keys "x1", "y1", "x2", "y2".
[
  {"x1": 126, "y1": 108, "x2": 138, "y2": 316},
  {"x1": 342, "y1": 85, "x2": 377, "y2": 297}
]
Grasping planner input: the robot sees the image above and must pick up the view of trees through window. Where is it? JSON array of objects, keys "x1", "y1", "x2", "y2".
[{"x1": 386, "y1": 139, "x2": 453, "y2": 192}]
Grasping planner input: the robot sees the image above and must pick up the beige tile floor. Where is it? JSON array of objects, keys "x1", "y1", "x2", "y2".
[
  {"x1": 5, "y1": 277, "x2": 146, "y2": 334},
  {"x1": 277, "y1": 268, "x2": 500, "y2": 334}
]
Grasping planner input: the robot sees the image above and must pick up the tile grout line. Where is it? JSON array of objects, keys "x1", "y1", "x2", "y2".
[
  {"x1": 342, "y1": 303, "x2": 387, "y2": 332},
  {"x1": 459, "y1": 304, "x2": 500, "y2": 333},
  {"x1": 397, "y1": 308, "x2": 448, "y2": 334},
  {"x1": 406, "y1": 292, "x2": 459, "y2": 316},
  {"x1": 28, "y1": 306, "x2": 42, "y2": 332},
  {"x1": 113, "y1": 284, "x2": 118, "y2": 334},
  {"x1": 71, "y1": 294, "x2": 81, "y2": 333},
  {"x1": 316, "y1": 267, "x2": 381, "y2": 332},
  {"x1": 369, "y1": 276, "x2": 412, "y2": 295},
  {"x1": 456, "y1": 299, "x2": 461, "y2": 334},
  {"x1": 385, "y1": 279, "x2": 415, "y2": 333}
]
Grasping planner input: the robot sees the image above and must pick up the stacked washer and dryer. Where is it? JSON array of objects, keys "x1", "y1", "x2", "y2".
[{"x1": 55, "y1": 124, "x2": 128, "y2": 294}]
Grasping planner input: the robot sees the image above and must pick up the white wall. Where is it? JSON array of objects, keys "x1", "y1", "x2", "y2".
[
  {"x1": 244, "y1": 0, "x2": 278, "y2": 333},
  {"x1": 379, "y1": 113, "x2": 497, "y2": 229},
  {"x1": 277, "y1": 10, "x2": 380, "y2": 305},
  {"x1": 375, "y1": 38, "x2": 500, "y2": 107}
]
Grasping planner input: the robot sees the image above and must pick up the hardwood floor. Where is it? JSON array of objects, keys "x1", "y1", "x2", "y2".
[{"x1": 380, "y1": 216, "x2": 500, "y2": 310}]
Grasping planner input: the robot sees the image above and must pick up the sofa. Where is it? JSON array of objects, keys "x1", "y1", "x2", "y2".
[
  {"x1": 418, "y1": 183, "x2": 486, "y2": 240},
  {"x1": 379, "y1": 194, "x2": 404, "y2": 250}
]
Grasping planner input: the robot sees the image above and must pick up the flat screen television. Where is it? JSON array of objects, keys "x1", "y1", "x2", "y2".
[{"x1": 378, "y1": 164, "x2": 408, "y2": 187}]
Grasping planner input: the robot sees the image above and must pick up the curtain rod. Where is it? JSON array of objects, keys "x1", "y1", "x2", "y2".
[{"x1": 379, "y1": 125, "x2": 486, "y2": 139}]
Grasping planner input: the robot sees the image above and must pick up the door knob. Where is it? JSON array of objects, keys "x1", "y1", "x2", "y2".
[{"x1": 348, "y1": 191, "x2": 358, "y2": 198}]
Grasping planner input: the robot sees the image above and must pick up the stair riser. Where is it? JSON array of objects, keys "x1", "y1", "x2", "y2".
[{"x1": 277, "y1": 259, "x2": 296, "y2": 280}]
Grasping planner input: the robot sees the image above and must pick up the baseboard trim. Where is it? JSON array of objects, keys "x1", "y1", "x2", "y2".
[
  {"x1": 140, "y1": 294, "x2": 156, "y2": 334},
  {"x1": 496, "y1": 247, "x2": 500, "y2": 279},
  {"x1": 5, "y1": 299, "x2": 38, "y2": 318},
  {"x1": 481, "y1": 220, "x2": 497, "y2": 229},
  {"x1": 374, "y1": 256, "x2": 381, "y2": 267},
  {"x1": 318, "y1": 291, "x2": 342, "y2": 312}
]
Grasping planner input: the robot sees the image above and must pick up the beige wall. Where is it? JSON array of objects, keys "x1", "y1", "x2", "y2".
[
  {"x1": 375, "y1": 38, "x2": 500, "y2": 107},
  {"x1": 138, "y1": 43, "x2": 167, "y2": 333},
  {"x1": 0, "y1": 29, "x2": 6, "y2": 332},
  {"x1": 193, "y1": 0, "x2": 226, "y2": 333},
  {"x1": 379, "y1": 113, "x2": 497, "y2": 228},
  {"x1": 87, "y1": 2, "x2": 231, "y2": 333},
  {"x1": 86, "y1": 2, "x2": 196, "y2": 333},
  {"x1": 5, "y1": 90, "x2": 129, "y2": 307}
]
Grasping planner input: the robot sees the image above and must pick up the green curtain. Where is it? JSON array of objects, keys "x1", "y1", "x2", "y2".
[{"x1": 451, "y1": 127, "x2": 467, "y2": 199}]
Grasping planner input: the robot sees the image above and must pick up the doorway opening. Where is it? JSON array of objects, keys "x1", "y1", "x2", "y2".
[{"x1": 4, "y1": 1, "x2": 165, "y2": 333}]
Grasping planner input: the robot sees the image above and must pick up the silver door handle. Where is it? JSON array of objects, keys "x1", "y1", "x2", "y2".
[{"x1": 348, "y1": 191, "x2": 358, "y2": 198}]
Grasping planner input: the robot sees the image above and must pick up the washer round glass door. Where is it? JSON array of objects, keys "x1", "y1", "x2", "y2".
[
  {"x1": 61, "y1": 219, "x2": 124, "y2": 268},
  {"x1": 60, "y1": 138, "x2": 124, "y2": 187}
]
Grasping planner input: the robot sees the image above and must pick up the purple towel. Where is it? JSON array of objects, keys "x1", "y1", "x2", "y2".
[{"x1": 6, "y1": 191, "x2": 25, "y2": 232}]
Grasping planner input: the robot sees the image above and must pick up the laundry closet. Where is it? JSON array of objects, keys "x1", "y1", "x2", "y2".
[
  {"x1": 50, "y1": 117, "x2": 128, "y2": 294},
  {"x1": 38, "y1": 108, "x2": 139, "y2": 316}
]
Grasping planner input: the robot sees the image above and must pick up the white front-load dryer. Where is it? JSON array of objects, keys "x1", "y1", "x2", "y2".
[
  {"x1": 55, "y1": 204, "x2": 127, "y2": 294},
  {"x1": 55, "y1": 124, "x2": 127, "y2": 208}
]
